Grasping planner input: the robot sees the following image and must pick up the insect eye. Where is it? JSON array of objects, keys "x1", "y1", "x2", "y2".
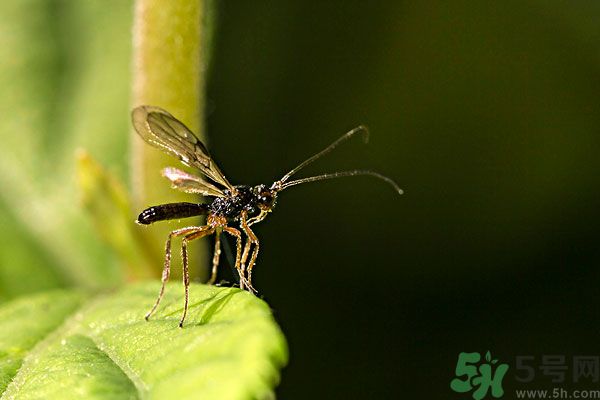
[
  {"x1": 258, "y1": 190, "x2": 276, "y2": 209},
  {"x1": 260, "y1": 191, "x2": 272, "y2": 202}
]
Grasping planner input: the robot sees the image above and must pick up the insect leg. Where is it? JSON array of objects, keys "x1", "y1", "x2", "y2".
[
  {"x1": 179, "y1": 226, "x2": 215, "y2": 327},
  {"x1": 240, "y1": 213, "x2": 259, "y2": 294},
  {"x1": 239, "y1": 212, "x2": 252, "y2": 275},
  {"x1": 240, "y1": 239, "x2": 252, "y2": 277},
  {"x1": 145, "y1": 226, "x2": 203, "y2": 321},
  {"x1": 223, "y1": 226, "x2": 248, "y2": 290},
  {"x1": 207, "y1": 229, "x2": 222, "y2": 285},
  {"x1": 246, "y1": 239, "x2": 259, "y2": 292}
]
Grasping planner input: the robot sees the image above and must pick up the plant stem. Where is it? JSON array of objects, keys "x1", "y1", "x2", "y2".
[{"x1": 132, "y1": 0, "x2": 208, "y2": 277}]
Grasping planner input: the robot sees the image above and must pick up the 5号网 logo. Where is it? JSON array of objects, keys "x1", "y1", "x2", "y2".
[{"x1": 450, "y1": 351, "x2": 509, "y2": 400}]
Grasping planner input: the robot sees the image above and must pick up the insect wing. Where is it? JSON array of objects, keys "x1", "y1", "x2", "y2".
[
  {"x1": 162, "y1": 167, "x2": 226, "y2": 197},
  {"x1": 132, "y1": 106, "x2": 234, "y2": 191}
]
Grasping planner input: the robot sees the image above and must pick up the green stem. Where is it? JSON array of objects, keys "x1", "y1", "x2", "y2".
[{"x1": 132, "y1": 0, "x2": 209, "y2": 277}]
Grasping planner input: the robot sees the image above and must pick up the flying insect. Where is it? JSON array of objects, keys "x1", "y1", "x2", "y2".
[{"x1": 133, "y1": 105, "x2": 402, "y2": 327}]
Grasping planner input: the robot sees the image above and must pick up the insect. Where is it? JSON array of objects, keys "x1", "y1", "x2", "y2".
[{"x1": 132, "y1": 105, "x2": 402, "y2": 327}]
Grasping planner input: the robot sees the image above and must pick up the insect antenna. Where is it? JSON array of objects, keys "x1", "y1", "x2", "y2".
[
  {"x1": 280, "y1": 170, "x2": 403, "y2": 194},
  {"x1": 277, "y1": 125, "x2": 368, "y2": 184},
  {"x1": 272, "y1": 125, "x2": 402, "y2": 194}
]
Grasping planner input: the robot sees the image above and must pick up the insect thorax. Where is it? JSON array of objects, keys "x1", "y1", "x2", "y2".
[{"x1": 208, "y1": 185, "x2": 260, "y2": 221}]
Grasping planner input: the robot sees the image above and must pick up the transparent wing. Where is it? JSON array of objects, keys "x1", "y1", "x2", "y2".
[
  {"x1": 132, "y1": 105, "x2": 234, "y2": 191},
  {"x1": 162, "y1": 167, "x2": 226, "y2": 197}
]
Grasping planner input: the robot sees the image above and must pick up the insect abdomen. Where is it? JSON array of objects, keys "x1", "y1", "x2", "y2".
[{"x1": 137, "y1": 202, "x2": 209, "y2": 225}]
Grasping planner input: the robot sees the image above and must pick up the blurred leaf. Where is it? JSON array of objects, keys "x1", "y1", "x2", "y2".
[
  {"x1": 76, "y1": 150, "x2": 156, "y2": 280},
  {"x1": 1, "y1": 282, "x2": 287, "y2": 399},
  {"x1": 0, "y1": 1, "x2": 132, "y2": 293},
  {"x1": 0, "y1": 200, "x2": 67, "y2": 300}
]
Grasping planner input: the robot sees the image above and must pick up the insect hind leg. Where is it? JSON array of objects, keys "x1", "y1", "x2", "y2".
[
  {"x1": 144, "y1": 226, "x2": 213, "y2": 324},
  {"x1": 179, "y1": 226, "x2": 215, "y2": 327}
]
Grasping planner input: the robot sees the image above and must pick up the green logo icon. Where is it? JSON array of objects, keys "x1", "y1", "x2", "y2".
[{"x1": 451, "y1": 351, "x2": 509, "y2": 400}]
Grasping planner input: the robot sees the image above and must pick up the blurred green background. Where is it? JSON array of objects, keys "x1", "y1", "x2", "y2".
[{"x1": 1, "y1": 1, "x2": 600, "y2": 398}]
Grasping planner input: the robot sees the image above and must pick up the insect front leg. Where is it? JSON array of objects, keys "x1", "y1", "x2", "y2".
[
  {"x1": 223, "y1": 226, "x2": 253, "y2": 290},
  {"x1": 245, "y1": 237, "x2": 260, "y2": 293},
  {"x1": 145, "y1": 226, "x2": 204, "y2": 321},
  {"x1": 179, "y1": 226, "x2": 216, "y2": 327},
  {"x1": 207, "y1": 229, "x2": 222, "y2": 285},
  {"x1": 239, "y1": 212, "x2": 253, "y2": 273},
  {"x1": 240, "y1": 213, "x2": 259, "y2": 294}
]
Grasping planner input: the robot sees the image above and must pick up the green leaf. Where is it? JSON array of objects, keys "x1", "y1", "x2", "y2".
[
  {"x1": 0, "y1": 283, "x2": 287, "y2": 400},
  {"x1": 0, "y1": 1, "x2": 132, "y2": 293},
  {"x1": 76, "y1": 150, "x2": 156, "y2": 280},
  {"x1": 0, "y1": 290, "x2": 83, "y2": 393},
  {"x1": 0, "y1": 201, "x2": 68, "y2": 300}
]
